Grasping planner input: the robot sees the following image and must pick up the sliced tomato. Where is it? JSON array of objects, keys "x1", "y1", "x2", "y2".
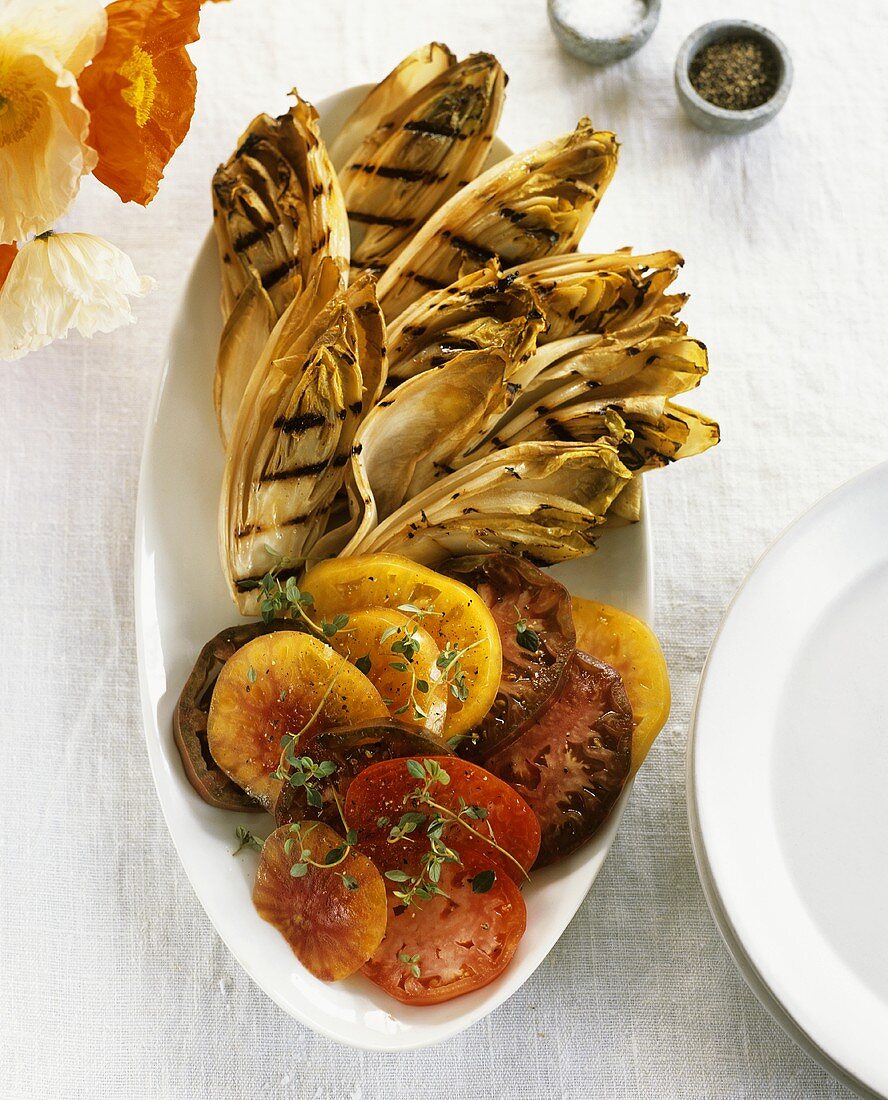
[
  {"x1": 486, "y1": 652, "x2": 633, "y2": 866},
  {"x1": 274, "y1": 719, "x2": 452, "y2": 830},
  {"x1": 301, "y1": 553, "x2": 503, "y2": 742},
  {"x1": 345, "y1": 755, "x2": 540, "y2": 881},
  {"x1": 207, "y1": 631, "x2": 388, "y2": 808},
  {"x1": 253, "y1": 822, "x2": 387, "y2": 982},
  {"x1": 324, "y1": 607, "x2": 449, "y2": 735},
  {"x1": 572, "y1": 595, "x2": 671, "y2": 773},
  {"x1": 174, "y1": 619, "x2": 293, "y2": 811},
  {"x1": 444, "y1": 553, "x2": 575, "y2": 759},
  {"x1": 361, "y1": 850, "x2": 526, "y2": 1005}
]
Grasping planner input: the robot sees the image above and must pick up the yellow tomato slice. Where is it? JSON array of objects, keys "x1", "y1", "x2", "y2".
[
  {"x1": 571, "y1": 596, "x2": 671, "y2": 773},
  {"x1": 324, "y1": 607, "x2": 448, "y2": 735},
  {"x1": 301, "y1": 554, "x2": 502, "y2": 741},
  {"x1": 208, "y1": 631, "x2": 388, "y2": 808}
]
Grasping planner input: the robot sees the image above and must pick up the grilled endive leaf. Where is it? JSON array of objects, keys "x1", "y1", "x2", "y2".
[
  {"x1": 212, "y1": 92, "x2": 348, "y2": 321},
  {"x1": 344, "y1": 440, "x2": 632, "y2": 566},
  {"x1": 342, "y1": 53, "x2": 506, "y2": 275},
  {"x1": 619, "y1": 400, "x2": 720, "y2": 471},
  {"x1": 328, "y1": 43, "x2": 457, "y2": 171},
  {"x1": 471, "y1": 393, "x2": 720, "y2": 472},
  {"x1": 220, "y1": 268, "x2": 386, "y2": 613},
  {"x1": 214, "y1": 271, "x2": 277, "y2": 445},
  {"x1": 386, "y1": 262, "x2": 544, "y2": 384},
  {"x1": 376, "y1": 120, "x2": 619, "y2": 319},
  {"x1": 605, "y1": 476, "x2": 644, "y2": 526},
  {"x1": 216, "y1": 259, "x2": 343, "y2": 449},
  {"x1": 506, "y1": 316, "x2": 710, "y2": 405},
  {"x1": 386, "y1": 251, "x2": 685, "y2": 384},
  {"x1": 359, "y1": 349, "x2": 509, "y2": 517},
  {"x1": 508, "y1": 251, "x2": 686, "y2": 340},
  {"x1": 354, "y1": 302, "x2": 543, "y2": 517},
  {"x1": 600, "y1": 402, "x2": 720, "y2": 528}
]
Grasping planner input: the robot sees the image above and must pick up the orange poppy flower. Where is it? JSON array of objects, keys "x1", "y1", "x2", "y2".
[
  {"x1": 0, "y1": 242, "x2": 17, "y2": 289},
  {"x1": 79, "y1": 0, "x2": 201, "y2": 206}
]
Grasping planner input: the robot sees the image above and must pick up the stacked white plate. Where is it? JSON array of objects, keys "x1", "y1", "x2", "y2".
[{"x1": 688, "y1": 461, "x2": 888, "y2": 1099}]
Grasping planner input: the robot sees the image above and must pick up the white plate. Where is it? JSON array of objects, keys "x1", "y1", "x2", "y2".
[
  {"x1": 689, "y1": 461, "x2": 888, "y2": 1098},
  {"x1": 134, "y1": 85, "x2": 652, "y2": 1050}
]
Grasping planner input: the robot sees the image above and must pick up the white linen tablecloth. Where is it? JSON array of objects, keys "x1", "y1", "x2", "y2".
[{"x1": 3, "y1": 1, "x2": 886, "y2": 1095}]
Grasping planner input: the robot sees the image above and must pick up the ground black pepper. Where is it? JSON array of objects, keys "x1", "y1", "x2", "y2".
[{"x1": 689, "y1": 36, "x2": 779, "y2": 111}]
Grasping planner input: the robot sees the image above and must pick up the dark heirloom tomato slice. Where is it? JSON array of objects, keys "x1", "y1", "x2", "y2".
[
  {"x1": 486, "y1": 652, "x2": 633, "y2": 867},
  {"x1": 274, "y1": 720, "x2": 453, "y2": 829},
  {"x1": 345, "y1": 756, "x2": 540, "y2": 880},
  {"x1": 572, "y1": 595, "x2": 671, "y2": 774},
  {"x1": 444, "y1": 554, "x2": 575, "y2": 760},
  {"x1": 361, "y1": 851, "x2": 526, "y2": 1005},
  {"x1": 253, "y1": 822, "x2": 387, "y2": 982},
  {"x1": 173, "y1": 619, "x2": 294, "y2": 810}
]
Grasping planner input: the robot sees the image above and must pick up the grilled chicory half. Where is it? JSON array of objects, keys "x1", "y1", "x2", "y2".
[
  {"x1": 220, "y1": 261, "x2": 386, "y2": 614},
  {"x1": 506, "y1": 314, "x2": 710, "y2": 401},
  {"x1": 212, "y1": 93, "x2": 349, "y2": 444},
  {"x1": 342, "y1": 440, "x2": 633, "y2": 566},
  {"x1": 386, "y1": 251, "x2": 686, "y2": 384},
  {"x1": 328, "y1": 42, "x2": 457, "y2": 171},
  {"x1": 375, "y1": 120, "x2": 619, "y2": 320},
  {"x1": 469, "y1": 394, "x2": 720, "y2": 474},
  {"x1": 353, "y1": 306, "x2": 544, "y2": 519},
  {"x1": 341, "y1": 53, "x2": 506, "y2": 277},
  {"x1": 212, "y1": 92, "x2": 348, "y2": 320}
]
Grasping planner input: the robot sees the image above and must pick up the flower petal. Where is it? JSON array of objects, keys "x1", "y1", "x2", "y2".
[
  {"x1": 0, "y1": 0, "x2": 107, "y2": 75},
  {"x1": 78, "y1": 0, "x2": 200, "y2": 205},
  {"x1": 0, "y1": 48, "x2": 96, "y2": 242},
  {"x1": 0, "y1": 231, "x2": 154, "y2": 360}
]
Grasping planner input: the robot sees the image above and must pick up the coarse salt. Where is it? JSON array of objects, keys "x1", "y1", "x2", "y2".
[{"x1": 553, "y1": 0, "x2": 648, "y2": 41}]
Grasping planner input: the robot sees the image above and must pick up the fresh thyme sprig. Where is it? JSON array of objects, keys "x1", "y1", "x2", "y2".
[
  {"x1": 390, "y1": 668, "x2": 430, "y2": 722},
  {"x1": 370, "y1": 603, "x2": 445, "y2": 723},
  {"x1": 233, "y1": 825, "x2": 264, "y2": 854},
  {"x1": 384, "y1": 815, "x2": 460, "y2": 908},
  {"x1": 406, "y1": 758, "x2": 528, "y2": 883},
  {"x1": 432, "y1": 639, "x2": 482, "y2": 703},
  {"x1": 283, "y1": 820, "x2": 359, "y2": 884},
  {"x1": 470, "y1": 869, "x2": 496, "y2": 893},
  {"x1": 398, "y1": 952, "x2": 422, "y2": 979},
  {"x1": 515, "y1": 609, "x2": 541, "y2": 654},
  {"x1": 270, "y1": 659, "x2": 348, "y2": 783},
  {"x1": 279, "y1": 754, "x2": 336, "y2": 808},
  {"x1": 246, "y1": 547, "x2": 350, "y2": 639}
]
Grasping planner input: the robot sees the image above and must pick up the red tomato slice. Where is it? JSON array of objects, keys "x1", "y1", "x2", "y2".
[
  {"x1": 486, "y1": 652, "x2": 633, "y2": 866},
  {"x1": 361, "y1": 851, "x2": 526, "y2": 1005},
  {"x1": 344, "y1": 755, "x2": 540, "y2": 881}
]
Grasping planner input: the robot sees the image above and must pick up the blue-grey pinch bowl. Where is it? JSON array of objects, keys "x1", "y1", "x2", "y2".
[
  {"x1": 548, "y1": 0, "x2": 661, "y2": 66},
  {"x1": 675, "y1": 19, "x2": 792, "y2": 135}
]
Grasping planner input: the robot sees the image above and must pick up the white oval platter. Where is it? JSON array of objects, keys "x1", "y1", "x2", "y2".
[
  {"x1": 135, "y1": 85, "x2": 652, "y2": 1050},
  {"x1": 689, "y1": 460, "x2": 888, "y2": 1098}
]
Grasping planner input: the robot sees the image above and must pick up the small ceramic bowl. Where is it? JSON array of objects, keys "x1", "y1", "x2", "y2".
[
  {"x1": 675, "y1": 19, "x2": 792, "y2": 135},
  {"x1": 548, "y1": 0, "x2": 661, "y2": 66}
]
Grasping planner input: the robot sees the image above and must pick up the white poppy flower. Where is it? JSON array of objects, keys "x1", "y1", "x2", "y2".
[
  {"x1": 0, "y1": 231, "x2": 155, "y2": 360},
  {"x1": 0, "y1": 0, "x2": 108, "y2": 243}
]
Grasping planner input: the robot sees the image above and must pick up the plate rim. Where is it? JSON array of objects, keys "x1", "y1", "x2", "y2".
[
  {"x1": 133, "y1": 82, "x2": 655, "y2": 1051},
  {"x1": 687, "y1": 459, "x2": 888, "y2": 1100}
]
